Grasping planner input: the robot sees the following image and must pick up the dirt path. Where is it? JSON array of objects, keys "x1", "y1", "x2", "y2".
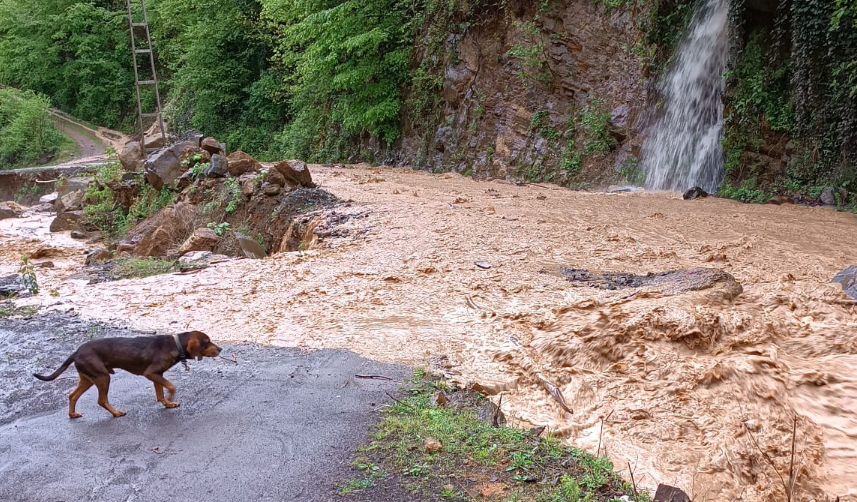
[
  {"x1": 53, "y1": 117, "x2": 105, "y2": 158},
  {"x1": 48, "y1": 110, "x2": 129, "y2": 166},
  {"x1": 2, "y1": 165, "x2": 856, "y2": 501}
]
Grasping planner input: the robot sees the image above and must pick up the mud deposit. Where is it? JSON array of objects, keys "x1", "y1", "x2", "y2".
[{"x1": 2, "y1": 165, "x2": 856, "y2": 501}]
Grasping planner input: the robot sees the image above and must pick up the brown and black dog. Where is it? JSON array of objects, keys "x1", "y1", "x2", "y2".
[{"x1": 34, "y1": 331, "x2": 221, "y2": 419}]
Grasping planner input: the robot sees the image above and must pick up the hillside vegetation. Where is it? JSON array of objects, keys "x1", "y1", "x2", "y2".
[{"x1": 0, "y1": 0, "x2": 854, "y2": 197}]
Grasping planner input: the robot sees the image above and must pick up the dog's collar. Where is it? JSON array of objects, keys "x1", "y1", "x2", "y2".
[
  {"x1": 172, "y1": 334, "x2": 191, "y2": 372},
  {"x1": 172, "y1": 333, "x2": 187, "y2": 361}
]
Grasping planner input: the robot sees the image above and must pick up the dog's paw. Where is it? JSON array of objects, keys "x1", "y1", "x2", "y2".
[
  {"x1": 69, "y1": 412, "x2": 82, "y2": 419},
  {"x1": 164, "y1": 402, "x2": 180, "y2": 409},
  {"x1": 111, "y1": 410, "x2": 127, "y2": 417}
]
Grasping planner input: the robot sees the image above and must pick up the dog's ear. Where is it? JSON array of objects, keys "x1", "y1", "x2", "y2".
[{"x1": 186, "y1": 337, "x2": 200, "y2": 357}]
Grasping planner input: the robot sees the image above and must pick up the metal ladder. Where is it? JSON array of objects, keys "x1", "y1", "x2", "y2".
[{"x1": 126, "y1": 0, "x2": 166, "y2": 154}]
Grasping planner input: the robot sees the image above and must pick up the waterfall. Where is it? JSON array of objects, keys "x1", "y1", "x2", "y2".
[{"x1": 642, "y1": 0, "x2": 729, "y2": 193}]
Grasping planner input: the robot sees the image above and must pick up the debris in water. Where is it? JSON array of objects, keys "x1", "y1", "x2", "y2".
[
  {"x1": 682, "y1": 186, "x2": 709, "y2": 200},
  {"x1": 654, "y1": 484, "x2": 690, "y2": 502},
  {"x1": 831, "y1": 266, "x2": 857, "y2": 300}
]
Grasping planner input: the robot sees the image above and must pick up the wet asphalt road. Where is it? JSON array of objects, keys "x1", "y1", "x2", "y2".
[{"x1": 0, "y1": 312, "x2": 408, "y2": 502}]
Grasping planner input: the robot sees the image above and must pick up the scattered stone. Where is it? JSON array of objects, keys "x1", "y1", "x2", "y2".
[
  {"x1": 39, "y1": 192, "x2": 59, "y2": 205},
  {"x1": 49, "y1": 210, "x2": 82, "y2": 232},
  {"x1": 475, "y1": 262, "x2": 492, "y2": 269},
  {"x1": 275, "y1": 160, "x2": 314, "y2": 187},
  {"x1": 831, "y1": 266, "x2": 857, "y2": 300},
  {"x1": 528, "y1": 425, "x2": 546, "y2": 437},
  {"x1": 58, "y1": 177, "x2": 93, "y2": 198},
  {"x1": 32, "y1": 261, "x2": 54, "y2": 269},
  {"x1": 453, "y1": 196, "x2": 469, "y2": 203},
  {"x1": 654, "y1": 484, "x2": 690, "y2": 502},
  {"x1": 119, "y1": 141, "x2": 144, "y2": 171},
  {"x1": 29, "y1": 246, "x2": 63, "y2": 259},
  {"x1": 55, "y1": 190, "x2": 85, "y2": 213},
  {"x1": 144, "y1": 133, "x2": 165, "y2": 150},
  {"x1": 200, "y1": 136, "x2": 224, "y2": 156},
  {"x1": 84, "y1": 248, "x2": 111, "y2": 265},
  {"x1": 145, "y1": 142, "x2": 195, "y2": 189},
  {"x1": 179, "y1": 227, "x2": 221, "y2": 255},
  {"x1": 766, "y1": 195, "x2": 794, "y2": 205},
  {"x1": 176, "y1": 169, "x2": 195, "y2": 190},
  {"x1": 0, "y1": 274, "x2": 23, "y2": 297},
  {"x1": 234, "y1": 232, "x2": 267, "y2": 259},
  {"x1": 70, "y1": 231, "x2": 87, "y2": 240},
  {"x1": 430, "y1": 391, "x2": 448, "y2": 407},
  {"x1": 262, "y1": 183, "x2": 281, "y2": 196},
  {"x1": 134, "y1": 226, "x2": 172, "y2": 257},
  {"x1": 423, "y1": 437, "x2": 442, "y2": 453},
  {"x1": 204, "y1": 154, "x2": 229, "y2": 178},
  {"x1": 820, "y1": 186, "x2": 837, "y2": 206},
  {"x1": 227, "y1": 151, "x2": 262, "y2": 177},
  {"x1": 178, "y1": 146, "x2": 212, "y2": 170},
  {"x1": 241, "y1": 175, "x2": 260, "y2": 199},
  {"x1": 179, "y1": 251, "x2": 213, "y2": 264},
  {"x1": 682, "y1": 186, "x2": 709, "y2": 200},
  {"x1": 265, "y1": 168, "x2": 287, "y2": 187},
  {"x1": 0, "y1": 202, "x2": 20, "y2": 219}
]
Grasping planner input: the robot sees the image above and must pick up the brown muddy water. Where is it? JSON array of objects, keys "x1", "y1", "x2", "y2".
[{"x1": 2, "y1": 165, "x2": 856, "y2": 501}]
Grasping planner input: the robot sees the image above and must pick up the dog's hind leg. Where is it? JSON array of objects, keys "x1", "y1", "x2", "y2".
[
  {"x1": 92, "y1": 375, "x2": 126, "y2": 417},
  {"x1": 68, "y1": 375, "x2": 93, "y2": 419},
  {"x1": 145, "y1": 373, "x2": 179, "y2": 409}
]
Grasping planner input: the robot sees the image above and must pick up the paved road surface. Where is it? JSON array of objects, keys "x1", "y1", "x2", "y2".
[{"x1": 0, "y1": 312, "x2": 407, "y2": 502}]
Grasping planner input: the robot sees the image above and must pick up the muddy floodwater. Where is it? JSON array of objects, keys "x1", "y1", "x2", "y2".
[{"x1": 2, "y1": 165, "x2": 856, "y2": 501}]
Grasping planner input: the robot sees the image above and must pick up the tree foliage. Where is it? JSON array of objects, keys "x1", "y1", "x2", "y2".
[
  {"x1": 0, "y1": 88, "x2": 65, "y2": 169},
  {"x1": 262, "y1": 0, "x2": 418, "y2": 161},
  {"x1": 0, "y1": 0, "x2": 135, "y2": 130}
]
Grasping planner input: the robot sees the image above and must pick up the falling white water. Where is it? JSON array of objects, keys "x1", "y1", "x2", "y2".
[{"x1": 643, "y1": 0, "x2": 729, "y2": 193}]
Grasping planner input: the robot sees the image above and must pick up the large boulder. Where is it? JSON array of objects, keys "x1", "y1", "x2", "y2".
[
  {"x1": 119, "y1": 141, "x2": 144, "y2": 171},
  {"x1": 145, "y1": 142, "x2": 195, "y2": 189},
  {"x1": 84, "y1": 248, "x2": 111, "y2": 265},
  {"x1": 58, "y1": 177, "x2": 92, "y2": 198},
  {"x1": 239, "y1": 172, "x2": 260, "y2": 200},
  {"x1": 55, "y1": 190, "x2": 85, "y2": 213},
  {"x1": 179, "y1": 227, "x2": 220, "y2": 255},
  {"x1": 275, "y1": 160, "x2": 314, "y2": 188},
  {"x1": 200, "y1": 137, "x2": 224, "y2": 156},
  {"x1": 227, "y1": 151, "x2": 262, "y2": 177},
  {"x1": 204, "y1": 154, "x2": 228, "y2": 178},
  {"x1": 0, "y1": 202, "x2": 21, "y2": 220},
  {"x1": 49, "y1": 210, "x2": 83, "y2": 232},
  {"x1": 134, "y1": 226, "x2": 172, "y2": 257}
]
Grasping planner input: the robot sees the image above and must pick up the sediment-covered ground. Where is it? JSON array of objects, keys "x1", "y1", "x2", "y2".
[{"x1": 2, "y1": 164, "x2": 856, "y2": 501}]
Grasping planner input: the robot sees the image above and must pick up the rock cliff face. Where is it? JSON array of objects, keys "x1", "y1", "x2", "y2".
[{"x1": 398, "y1": 1, "x2": 650, "y2": 186}]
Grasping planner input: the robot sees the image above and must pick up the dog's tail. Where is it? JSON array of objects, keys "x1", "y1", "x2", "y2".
[{"x1": 33, "y1": 354, "x2": 75, "y2": 381}]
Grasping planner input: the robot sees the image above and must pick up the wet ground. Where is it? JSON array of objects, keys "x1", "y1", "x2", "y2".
[
  {"x1": 2, "y1": 165, "x2": 857, "y2": 501},
  {"x1": 0, "y1": 312, "x2": 407, "y2": 502}
]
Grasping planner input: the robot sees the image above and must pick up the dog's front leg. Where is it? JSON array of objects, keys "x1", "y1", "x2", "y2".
[{"x1": 145, "y1": 373, "x2": 179, "y2": 409}]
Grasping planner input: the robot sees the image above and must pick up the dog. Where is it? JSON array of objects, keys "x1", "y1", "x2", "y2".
[{"x1": 33, "y1": 331, "x2": 221, "y2": 419}]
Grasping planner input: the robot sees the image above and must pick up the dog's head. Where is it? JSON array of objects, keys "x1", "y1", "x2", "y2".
[{"x1": 184, "y1": 331, "x2": 222, "y2": 361}]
